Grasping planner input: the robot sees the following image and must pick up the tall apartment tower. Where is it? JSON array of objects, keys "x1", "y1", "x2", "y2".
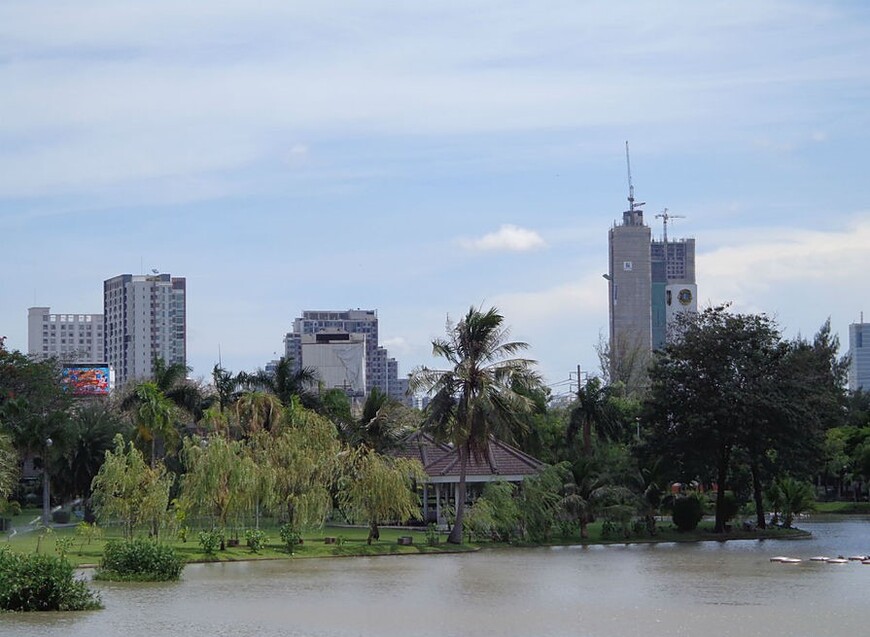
[
  {"x1": 848, "y1": 318, "x2": 870, "y2": 392},
  {"x1": 283, "y1": 309, "x2": 410, "y2": 405},
  {"x1": 103, "y1": 273, "x2": 186, "y2": 388},
  {"x1": 606, "y1": 145, "x2": 696, "y2": 385},
  {"x1": 27, "y1": 306, "x2": 104, "y2": 362}
]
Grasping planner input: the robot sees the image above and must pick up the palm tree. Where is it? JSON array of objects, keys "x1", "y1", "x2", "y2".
[
  {"x1": 131, "y1": 381, "x2": 177, "y2": 466},
  {"x1": 568, "y1": 377, "x2": 620, "y2": 455},
  {"x1": 234, "y1": 391, "x2": 284, "y2": 437},
  {"x1": 410, "y1": 306, "x2": 540, "y2": 544},
  {"x1": 342, "y1": 388, "x2": 418, "y2": 452},
  {"x1": 249, "y1": 357, "x2": 319, "y2": 408}
]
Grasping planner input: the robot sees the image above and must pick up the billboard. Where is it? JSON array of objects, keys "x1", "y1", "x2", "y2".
[{"x1": 61, "y1": 364, "x2": 112, "y2": 396}]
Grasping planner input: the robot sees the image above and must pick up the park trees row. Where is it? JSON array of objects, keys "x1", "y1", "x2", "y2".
[
  {"x1": 640, "y1": 307, "x2": 849, "y2": 531},
  {"x1": 89, "y1": 400, "x2": 425, "y2": 544}
]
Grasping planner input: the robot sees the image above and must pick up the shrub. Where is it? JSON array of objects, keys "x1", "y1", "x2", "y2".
[
  {"x1": 0, "y1": 546, "x2": 102, "y2": 611},
  {"x1": 198, "y1": 529, "x2": 223, "y2": 555},
  {"x1": 672, "y1": 495, "x2": 704, "y2": 532},
  {"x1": 279, "y1": 524, "x2": 302, "y2": 554},
  {"x1": 95, "y1": 538, "x2": 184, "y2": 581},
  {"x1": 245, "y1": 529, "x2": 267, "y2": 553},
  {"x1": 719, "y1": 491, "x2": 740, "y2": 525}
]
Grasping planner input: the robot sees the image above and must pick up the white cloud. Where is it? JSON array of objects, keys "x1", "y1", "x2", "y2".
[
  {"x1": 698, "y1": 215, "x2": 870, "y2": 331},
  {"x1": 459, "y1": 225, "x2": 547, "y2": 252}
]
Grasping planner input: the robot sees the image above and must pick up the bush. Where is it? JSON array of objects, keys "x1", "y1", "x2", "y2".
[
  {"x1": 95, "y1": 538, "x2": 184, "y2": 581},
  {"x1": 0, "y1": 546, "x2": 102, "y2": 611},
  {"x1": 198, "y1": 529, "x2": 223, "y2": 555},
  {"x1": 672, "y1": 495, "x2": 704, "y2": 532},
  {"x1": 279, "y1": 524, "x2": 302, "y2": 554},
  {"x1": 245, "y1": 529, "x2": 267, "y2": 553},
  {"x1": 719, "y1": 491, "x2": 740, "y2": 525}
]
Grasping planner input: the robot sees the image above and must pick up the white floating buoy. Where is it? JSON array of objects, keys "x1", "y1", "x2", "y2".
[
  {"x1": 826, "y1": 558, "x2": 848, "y2": 564},
  {"x1": 810, "y1": 556, "x2": 829, "y2": 561}
]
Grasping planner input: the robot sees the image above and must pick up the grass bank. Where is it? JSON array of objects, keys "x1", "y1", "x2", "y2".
[
  {"x1": 813, "y1": 501, "x2": 870, "y2": 515},
  {"x1": 1, "y1": 516, "x2": 810, "y2": 568}
]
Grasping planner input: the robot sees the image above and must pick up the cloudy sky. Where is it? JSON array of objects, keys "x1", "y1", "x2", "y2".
[{"x1": 2, "y1": 1, "x2": 869, "y2": 396}]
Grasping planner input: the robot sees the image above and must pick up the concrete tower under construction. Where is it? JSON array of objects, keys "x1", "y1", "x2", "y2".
[{"x1": 606, "y1": 144, "x2": 697, "y2": 387}]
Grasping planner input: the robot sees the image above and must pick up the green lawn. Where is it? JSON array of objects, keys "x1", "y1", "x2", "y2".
[
  {"x1": 1, "y1": 520, "x2": 473, "y2": 567},
  {"x1": 813, "y1": 501, "x2": 870, "y2": 514},
  {"x1": 1, "y1": 514, "x2": 810, "y2": 568}
]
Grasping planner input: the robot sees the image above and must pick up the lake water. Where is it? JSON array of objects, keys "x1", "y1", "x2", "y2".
[{"x1": 4, "y1": 517, "x2": 869, "y2": 637}]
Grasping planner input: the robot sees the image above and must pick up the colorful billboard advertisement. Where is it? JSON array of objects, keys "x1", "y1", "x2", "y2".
[{"x1": 61, "y1": 364, "x2": 111, "y2": 396}]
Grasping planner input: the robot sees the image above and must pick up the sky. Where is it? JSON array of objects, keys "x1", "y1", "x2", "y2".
[{"x1": 2, "y1": 1, "x2": 869, "y2": 398}]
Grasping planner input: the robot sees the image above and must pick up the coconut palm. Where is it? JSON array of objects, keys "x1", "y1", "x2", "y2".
[
  {"x1": 131, "y1": 381, "x2": 177, "y2": 466},
  {"x1": 234, "y1": 391, "x2": 284, "y2": 437},
  {"x1": 568, "y1": 377, "x2": 620, "y2": 455},
  {"x1": 410, "y1": 306, "x2": 541, "y2": 544},
  {"x1": 248, "y1": 357, "x2": 320, "y2": 409}
]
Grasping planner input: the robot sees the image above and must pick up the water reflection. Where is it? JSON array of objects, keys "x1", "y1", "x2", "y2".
[{"x1": 4, "y1": 518, "x2": 869, "y2": 637}]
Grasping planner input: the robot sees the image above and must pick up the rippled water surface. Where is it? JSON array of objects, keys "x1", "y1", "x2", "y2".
[{"x1": 4, "y1": 517, "x2": 869, "y2": 637}]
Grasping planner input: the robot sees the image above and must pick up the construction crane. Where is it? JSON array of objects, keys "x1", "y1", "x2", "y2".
[
  {"x1": 625, "y1": 141, "x2": 645, "y2": 214},
  {"x1": 655, "y1": 208, "x2": 685, "y2": 245}
]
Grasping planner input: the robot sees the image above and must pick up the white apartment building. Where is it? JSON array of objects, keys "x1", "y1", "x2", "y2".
[
  {"x1": 104, "y1": 273, "x2": 186, "y2": 388},
  {"x1": 27, "y1": 307, "x2": 104, "y2": 361}
]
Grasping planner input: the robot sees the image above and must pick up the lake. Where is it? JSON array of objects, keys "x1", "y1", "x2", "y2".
[{"x1": 4, "y1": 517, "x2": 869, "y2": 637}]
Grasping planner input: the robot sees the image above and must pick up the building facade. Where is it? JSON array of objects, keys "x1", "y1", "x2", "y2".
[
  {"x1": 848, "y1": 321, "x2": 870, "y2": 392},
  {"x1": 27, "y1": 306, "x2": 104, "y2": 362},
  {"x1": 103, "y1": 273, "x2": 186, "y2": 388},
  {"x1": 607, "y1": 199, "x2": 696, "y2": 384},
  {"x1": 283, "y1": 309, "x2": 411, "y2": 406}
]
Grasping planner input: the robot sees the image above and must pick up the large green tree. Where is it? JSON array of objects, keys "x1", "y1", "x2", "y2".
[
  {"x1": 410, "y1": 306, "x2": 540, "y2": 544},
  {"x1": 642, "y1": 306, "x2": 785, "y2": 533}
]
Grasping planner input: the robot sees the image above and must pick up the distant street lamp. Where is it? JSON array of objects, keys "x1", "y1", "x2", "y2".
[{"x1": 42, "y1": 437, "x2": 53, "y2": 526}]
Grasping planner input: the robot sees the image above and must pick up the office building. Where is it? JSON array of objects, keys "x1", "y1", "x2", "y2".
[
  {"x1": 104, "y1": 273, "x2": 186, "y2": 388},
  {"x1": 27, "y1": 306, "x2": 104, "y2": 362},
  {"x1": 283, "y1": 309, "x2": 411, "y2": 406},
  {"x1": 848, "y1": 319, "x2": 870, "y2": 392}
]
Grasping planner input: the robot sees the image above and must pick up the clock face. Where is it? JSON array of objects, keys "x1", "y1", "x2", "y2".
[{"x1": 678, "y1": 288, "x2": 693, "y2": 306}]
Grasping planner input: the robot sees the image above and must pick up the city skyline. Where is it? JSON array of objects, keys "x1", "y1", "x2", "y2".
[{"x1": 2, "y1": 2, "x2": 869, "y2": 394}]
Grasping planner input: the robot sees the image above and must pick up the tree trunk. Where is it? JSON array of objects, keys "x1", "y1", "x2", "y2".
[
  {"x1": 447, "y1": 446, "x2": 468, "y2": 544},
  {"x1": 750, "y1": 461, "x2": 766, "y2": 529},
  {"x1": 714, "y1": 447, "x2": 731, "y2": 533},
  {"x1": 367, "y1": 522, "x2": 380, "y2": 545},
  {"x1": 583, "y1": 416, "x2": 592, "y2": 456}
]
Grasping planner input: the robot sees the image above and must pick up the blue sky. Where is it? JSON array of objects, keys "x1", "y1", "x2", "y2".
[{"x1": 2, "y1": 1, "x2": 869, "y2": 397}]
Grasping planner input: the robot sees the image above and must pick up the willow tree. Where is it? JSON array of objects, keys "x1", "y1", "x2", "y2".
[
  {"x1": 337, "y1": 447, "x2": 425, "y2": 544},
  {"x1": 91, "y1": 435, "x2": 173, "y2": 540},
  {"x1": 180, "y1": 435, "x2": 257, "y2": 547},
  {"x1": 264, "y1": 405, "x2": 341, "y2": 530},
  {"x1": 410, "y1": 306, "x2": 540, "y2": 544},
  {"x1": 0, "y1": 432, "x2": 17, "y2": 501}
]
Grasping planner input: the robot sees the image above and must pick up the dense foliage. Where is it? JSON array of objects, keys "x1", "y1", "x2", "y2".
[
  {"x1": 0, "y1": 546, "x2": 102, "y2": 612},
  {"x1": 95, "y1": 538, "x2": 184, "y2": 581}
]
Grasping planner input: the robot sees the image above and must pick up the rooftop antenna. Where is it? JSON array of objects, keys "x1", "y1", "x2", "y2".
[{"x1": 625, "y1": 141, "x2": 646, "y2": 214}]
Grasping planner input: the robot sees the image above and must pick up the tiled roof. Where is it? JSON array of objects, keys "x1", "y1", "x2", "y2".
[{"x1": 394, "y1": 431, "x2": 544, "y2": 479}]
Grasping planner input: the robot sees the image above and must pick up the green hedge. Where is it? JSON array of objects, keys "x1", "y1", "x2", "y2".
[
  {"x1": 95, "y1": 538, "x2": 184, "y2": 582},
  {"x1": 0, "y1": 547, "x2": 102, "y2": 612}
]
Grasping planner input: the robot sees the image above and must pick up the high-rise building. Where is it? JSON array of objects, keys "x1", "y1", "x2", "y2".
[
  {"x1": 848, "y1": 319, "x2": 870, "y2": 392},
  {"x1": 283, "y1": 309, "x2": 411, "y2": 406},
  {"x1": 27, "y1": 306, "x2": 104, "y2": 362},
  {"x1": 606, "y1": 152, "x2": 696, "y2": 385},
  {"x1": 103, "y1": 273, "x2": 186, "y2": 388}
]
